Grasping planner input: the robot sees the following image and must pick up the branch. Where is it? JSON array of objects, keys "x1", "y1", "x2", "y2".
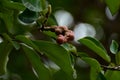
[{"x1": 101, "y1": 65, "x2": 120, "y2": 71}]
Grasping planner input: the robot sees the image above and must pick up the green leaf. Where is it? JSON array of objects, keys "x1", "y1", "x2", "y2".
[
  {"x1": 61, "y1": 43, "x2": 77, "y2": 55},
  {"x1": 115, "y1": 51, "x2": 120, "y2": 65},
  {"x1": 0, "y1": 19, "x2": 7, "y2": 34},
  {"x1": 15, "y1": 35, "x2": 41, "y2": 54},
  {"x1": 33, "y1": 40, "x2": 73, "y2": 78},
  {"x1": 77, "y1": 52, "x2": 89, "y2": 57},
  {"x1": 21, "y1": 0, "x2": 44, "y2": 12},
  {"x1": 3, "y1": 0, "x2": 25, "y2": 11},
  {"x1": 105, "y1": 0, "x2": 120, "y2": 15},
  {"x1": 81, "y1": 57, "x2": 102, "y2": 80},
  {"x1": 43, "y1": 31, "x2": 57, "y2": 38},
  {"x1": 53, "y1": 70, "x2": 72, "y2": 80},
  {"x1": 105, "y1": 70, "x2": 120, "y2": 80},
  {"x1": 0, "y1": 12, "x2": 15, "y2": 34},
  {"x1": 18, "y1": 8, "x2": 39, "y2": 23},
  {"x1": 97, "y1": 72, "x2": 107, "y2": 80},
  {"x1": 40, "y1": 0, "x2": 46, "y2": 10},
  {"x1": 78, "y1": 37, "x2": 111, "y2": 62},
  {"x1": 22, "y1": 44, "x2": 51, "y2": 80},
  {"x1": 0, "y1": 41, "x2": 13, "y2": 75},
  {"x1": 110, "y1": 40, "x2": 119, "y2": 54},
  {"x1": 3, "y1": 33, "x2": 20, "y2": 50},
  {"x1": 47, "y1": 14, "x2": 58, "y2": 25},
  {"x1": 16, "y1": 35, "x2": 74, "y2": 78}
]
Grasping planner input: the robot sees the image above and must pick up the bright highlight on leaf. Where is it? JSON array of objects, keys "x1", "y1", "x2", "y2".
[
  {"x1": 110, "y1": 40, "x2": 119, "y2": 54},
  {"x1": 22, "y1": 0, "x2": 42, "y2": 12}
]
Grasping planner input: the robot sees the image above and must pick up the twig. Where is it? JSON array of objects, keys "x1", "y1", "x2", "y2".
[
  {"x1": 71, "y1": 53, "x2": 120, "y2": 71},
  {"x1": 101, "y1": 65, "x2": 120, "y2": 71},
  {"x1": 40, "y1": 5, "x2": 52, "y2": 31},
  {"x1": 38, "y1": 26, "x2": 55, "y2": 32}
]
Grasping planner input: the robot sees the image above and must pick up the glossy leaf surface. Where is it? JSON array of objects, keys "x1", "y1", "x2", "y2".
[
  {"x1": 22, "y1": 44, "x2": 51, "y2": 80},
  {"x1": 22, "y1": 0, "x2": 43, "y2": 12},
  {"x1": 79, "y1": 37, "x2": 111, "y2": 62},
  {"x1": 81, "y1": 57, "x2": 102, "y2": 80},
  {"x1": 110, "y1": 40, "x2": 119, "y2": 54},
  {"x1": 19, "y1": 8, "x2": 39, "y2": 23},
  {"x1": 105, "y1": 70, "x2": 120, "y2": 80},
  {"x1": 15, "y1": 35, "x2": 41, "y2": 53},
  {"x1": 105, "y1": 0, "x2": 120, "y2": 15},
  {"x1": 33, "y1": 40, "x2": 73, "y2": 78}
]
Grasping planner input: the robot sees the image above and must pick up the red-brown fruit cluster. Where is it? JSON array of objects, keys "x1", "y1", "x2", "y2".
[{"x1": 54, "y1": 26, "x2": 74, "y2": 44}]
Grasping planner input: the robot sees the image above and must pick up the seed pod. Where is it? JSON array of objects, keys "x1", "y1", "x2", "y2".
[
  {"x1": 59, "y1": 26, "x2": 68, "y2": 31},
  {"x1": 57, "y1": 35, "x2": 65, "y2": 44},
  {"x1": 65, "y1": 30, "x2": 74, "y2": 41},
  {"x1": 55, "y1": 27, "x2": 63, "y2": 35},
  {"x1": 55, "y1": 26, "x2": 68, "y2": 35}
]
